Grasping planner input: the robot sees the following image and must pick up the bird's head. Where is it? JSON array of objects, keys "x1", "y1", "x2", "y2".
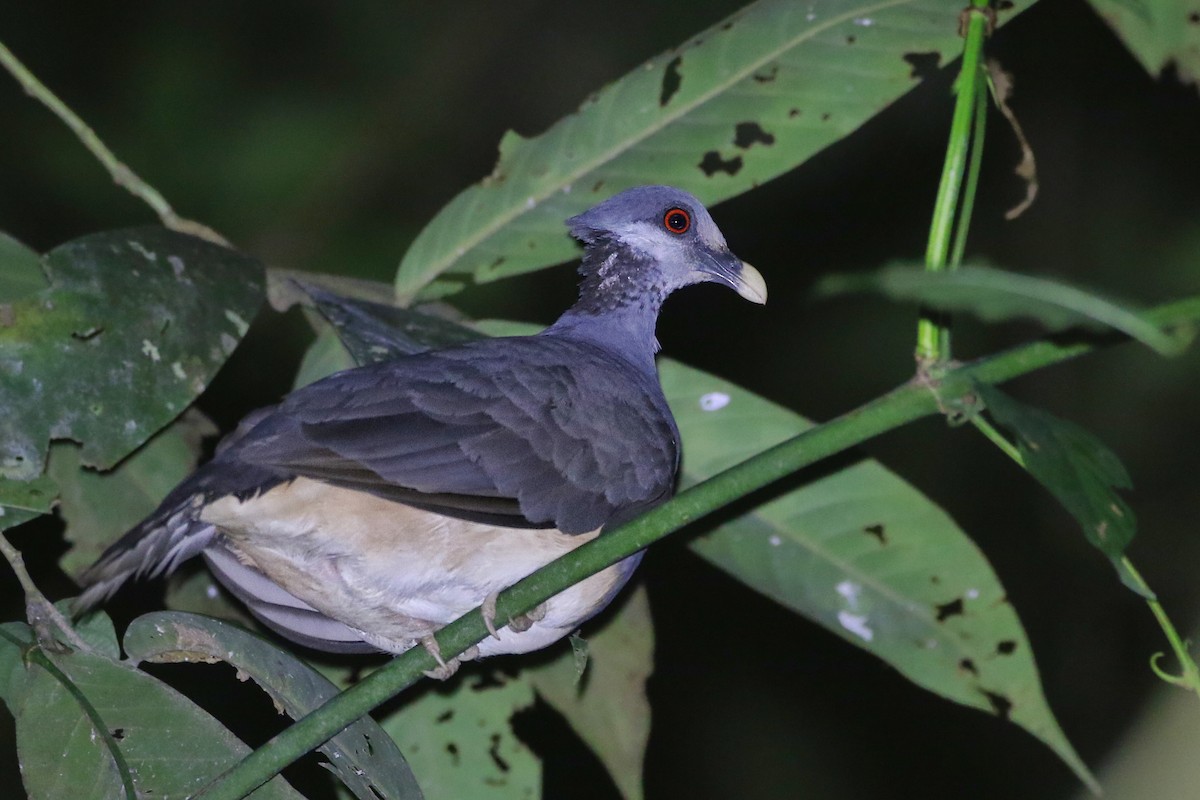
[{"x1": 566, "y1": 185, "x2": 767, "y2": 312}]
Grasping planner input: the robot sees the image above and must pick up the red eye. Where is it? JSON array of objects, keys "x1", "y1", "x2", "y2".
[{"x1": 663, "y1": 207, "x2": 691, "y2": 234}]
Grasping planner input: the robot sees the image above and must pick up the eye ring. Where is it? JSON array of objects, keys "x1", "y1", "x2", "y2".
[{"x1": 663, "y1": 207, "x2": 691, "y2": 234}]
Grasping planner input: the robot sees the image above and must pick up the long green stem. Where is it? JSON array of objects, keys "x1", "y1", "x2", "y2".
[
  {"x1": 916, "y1": 0, "x2": 991, "y2": 363},
  {"x1": 0, "y1": 38, "x2": 227, "y2": 245},
  {"x1": 196, "y1": 295, "x2": 1200, "y2": 800}
]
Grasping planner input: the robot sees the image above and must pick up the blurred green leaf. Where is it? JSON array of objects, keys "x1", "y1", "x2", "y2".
[
  {"x1": 0, "y1": 227, "x2": 264, "y2": 488},
  {"x1": 816, "y1": 264, "x2": 1189, "y2": 355},
  {"x1": 525, "y1": 586, "x2": 653, "y2": 800},
  {"x1": 659, "y1": 359, "x2": 1098, "y2": 792},
  {"x1": 395, "y1": 0, "x2": 1035, "y2": 300},
  {"x1": 978, "y1": 383, "x2": 1141, "y2": 596},
  {"x1": 1087, "y1": 0, "x2": 1200, "y2": 86},
  {"x1": 123, "y1": 611, "x2": 424, "y2": 800},
  {"x1": 0, "y1": 617, "x2": 303, "y2": 800},
  {"x1": 52, "y1": 410, "x2": 216, "y2": 581},
  {"x1": 0, "y1": 506, "x2": 39, "y2": 534},
  {"x1": 0, "y1": 232, "x2": 47, "y2": 301}
]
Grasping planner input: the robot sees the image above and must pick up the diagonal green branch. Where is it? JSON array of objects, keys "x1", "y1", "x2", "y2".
[
  {"x1": 0, "y1": 38, "x2": 227, "y2": 246},
  {"x1": 196, "y1": 295, "x2": 1200, "y2": 800}
]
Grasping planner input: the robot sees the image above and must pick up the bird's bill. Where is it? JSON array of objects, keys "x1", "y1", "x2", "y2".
[{"x1": 701, "y1": 250, "x2": 768, "y2": 304}]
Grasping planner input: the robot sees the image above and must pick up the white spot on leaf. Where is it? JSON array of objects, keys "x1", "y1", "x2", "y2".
[
  {"x1": 224, "y1": 309, "x2": 250, "y2": 336},
  {"x1": 699, "y1": 391, "x2": 730, "y2": 411},
  {"x1": 768, "y1": 534, "x2": 781, "y2": 547},
  {"x1": 838, "y1": 611, "x2": 873, "y2": 641},
  {"x1": 853, "y1": 17, "x2": 874, "y2": 26},
  {"x1": 141, "y1": 339, "x2": 161, "y2": 362},
  {"x1": 168, "y1": 255, "x2": 186, "y2": 278},
  {"x1": 836, "y1": 580, "x2": 862, "y2": 610},
  {"x1": 172, "y1": 362, "x2": 187, "y2": 380},
  {"x1": 128, "y1": 241, "x2": 157, "y2": 261},
  {"x1": 966, "y1": 588, "x2": 980, "y2": 600}
]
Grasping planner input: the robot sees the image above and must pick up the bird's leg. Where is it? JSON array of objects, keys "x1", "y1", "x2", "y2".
[
  {"x1": 508, "y1": 602, "x2": 548, "y2": 633},
  {"x1": 481, "y1": 592, "x2": 502, "y2": 640}
]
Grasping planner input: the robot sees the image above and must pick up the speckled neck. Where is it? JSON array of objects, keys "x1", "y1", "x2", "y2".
[{"x1": 546, "y1": 238, "x2": 668, "y2": 366}]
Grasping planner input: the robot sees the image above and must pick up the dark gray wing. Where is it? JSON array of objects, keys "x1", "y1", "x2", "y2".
[{"x1": 230, "y1": 335, "x2": 680, "y2": 533}]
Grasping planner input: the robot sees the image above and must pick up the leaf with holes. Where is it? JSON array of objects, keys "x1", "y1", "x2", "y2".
[
  {"x1": 374, "y1": 671, "x2": 538, "y2": 800},
  {"x1": 0, "y1": 617, "x2": 303, "y2": 800},
  {"x1": 978, "y1": 383, "x2": 1142, "y2": 596},
  {"x1": 0, "y1": 228, "x2": 263, "y2": 504},
  {"x1": 815, "y1": 263, "x2": 1190, "y2": 355},
  {"x1": 394, "y1": 0, "x2": 1036, "y2": 299},
  {"x1": 122, "y1": 611, "x2": 424, "y2": 800},
  {"x1": 660, "y1": 360, "x2": 1098, "y2": 792}
]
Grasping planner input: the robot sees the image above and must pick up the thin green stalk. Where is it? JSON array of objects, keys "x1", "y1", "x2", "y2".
[
  {"x1": 916, "y1": 0, "x2": 991, "y2": 363},
  {"x1": 0, "y1": 38, "x2": 226, "y2": 245},
  {"x1": 974, "y1": 396, "x2": 1200, "y2": 702},
  {"x1": 1124, "y1": 557, "x2": 1200, "y2": 701},
  {"x1": 197, "y1": 293, "x2": 1200, "y2": 800},
  {"x1": 949, "y1": 79, "x2": 989, "y2": 268}
]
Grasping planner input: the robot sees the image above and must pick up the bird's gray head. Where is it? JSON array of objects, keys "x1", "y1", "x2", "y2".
[{"x1": 565, "y1": 185, "x2": 767, "y2": 317}]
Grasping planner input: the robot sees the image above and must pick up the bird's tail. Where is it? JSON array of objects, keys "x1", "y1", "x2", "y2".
[{"x1": 74, "y1": 489, "x2": 217, "y2": 614}]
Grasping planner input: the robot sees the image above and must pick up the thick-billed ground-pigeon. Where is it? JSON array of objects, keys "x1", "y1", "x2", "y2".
[{"x1": 77, "y1": 185, "x2": 766, "y2": 674}]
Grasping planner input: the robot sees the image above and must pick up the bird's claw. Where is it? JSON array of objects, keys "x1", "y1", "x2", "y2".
[
  {"x1": 481, "y1": 592, "x2": 502, "y2": 640},
  {"x1": 508, "y1": 602, "x2": 547, "y2": 633}
]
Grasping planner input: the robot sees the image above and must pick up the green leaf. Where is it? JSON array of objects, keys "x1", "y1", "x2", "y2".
[
  {"x1": 1086, "y1": 0, "x2": 1200, "y2": 86},
  {"x1": 122, "y1": 611, "x2": 424, "y2": 800},
  {"x1": 52, "y1": 410, "x2": 216, "y2": 581},
  {"x1": 815, "y1": 263, "x2": 1189, "y2": 355},
  {"x1": 374, "y1": 671, "x2": 538, "y2": 800},
  {"x1": 525, "y1": 586, "x2": 653, "y2": 800},
  {"x1": 977, "y1": 383, "x2": 1141, "y2": 596},
  {"x1": 0, "y1": 232, "x2": 48, "y2": 302},
  {"x1": 395, "y1": 0, "x2": 1035, "y2": 300},
  {"x1": 659, "y1": 360, "x2": 1099, "y2": 793},
  {"x1": 0, "y1": 619, "x2": 304, "y2": 800},
  {"x1": 0, "y1": 227, "x2": 264, "y2": 486}
]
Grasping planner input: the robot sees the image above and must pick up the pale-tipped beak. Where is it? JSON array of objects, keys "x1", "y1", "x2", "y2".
[
  {"x1": 732, "y1": 261, "x2": 767, "y2": 304},
  {"x1": 701, "y1": 249, "x2": 767, "y2": 304}
]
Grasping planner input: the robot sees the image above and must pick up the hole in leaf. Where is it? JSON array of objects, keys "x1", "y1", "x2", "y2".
[
  {"x1": 902, "y1": 51, "x2": 941, "y2": 80},
  {"x1": 436, "y1": 710, "x2": 454, "y2": 723},
  {"x1": 733, "y1": 122, "x2": 775, "y2": 149},
  {"x1": 698, "y1": 151, "x2": 743, "y2": 177},
  {"x1": 863, "y1": 523, "x2": 886, "y2": 544},
  {"x1": 997, "y1": 640, "x2": 1017, "y2": 655},
  {"x1": 752, "y1": 66, "x2": 778, "y2": 83},
  {"x1": 445, "y1": 742, "x2": 460, "y2": 765},
  {"x1": 959, "y1": 658, "x2": 978, "y2": 675},
  {"x1": 488, "y1": 733, "x2": 510, "y2": 773},
  {"x1": 935, "y1": 598, "x2": 964, "y2": 622},
  {"x1": 983, "y1": 690, "x2": 1013, "y2": 720},
  {"x1": 660, "y1": 56, "x2": 683, "y2": 106}
]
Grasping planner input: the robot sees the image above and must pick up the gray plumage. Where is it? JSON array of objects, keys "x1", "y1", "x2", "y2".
[{"x1": 77, "y1": 185, "x2": 766, "y2": 662}]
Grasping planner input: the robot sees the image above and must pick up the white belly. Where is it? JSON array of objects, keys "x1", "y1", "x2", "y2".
[{"x1": 199, "y1": 477, "x2": 638, "y2": 657}]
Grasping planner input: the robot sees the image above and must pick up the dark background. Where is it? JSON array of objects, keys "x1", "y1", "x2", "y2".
[{"x1": 2, "y1": 1, "x2": 1198, "y2": 798}]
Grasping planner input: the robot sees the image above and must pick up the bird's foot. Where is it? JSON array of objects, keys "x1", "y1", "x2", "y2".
[
  {"x1": 508, "y1": 602, "x2": 547, "y2": 633},
  {"x1": 420, "y1": 635, "x2": 480, "y2": 681},
  {"x1": 481, "y1": 592, "x2": 501, "y2": 640}
]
